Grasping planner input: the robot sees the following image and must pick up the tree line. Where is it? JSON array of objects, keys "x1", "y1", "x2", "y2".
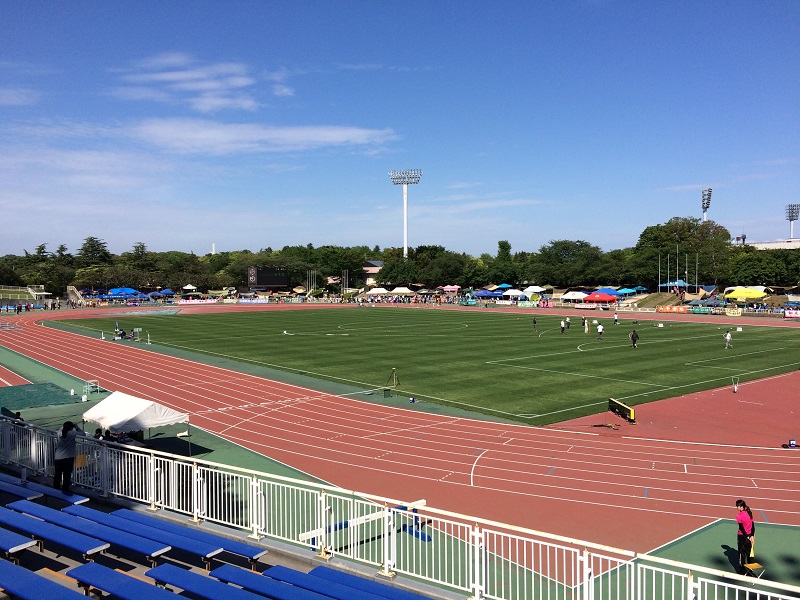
[{"x1": 1, "y1": 217, "x2": 798, "y2": 296}]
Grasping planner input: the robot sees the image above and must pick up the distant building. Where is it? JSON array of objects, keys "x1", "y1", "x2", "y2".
[
  {"x1": 362, "y1": 260, "x2": 383, "y2": 287},
  {"x1": 744, "y1": 239, "x2": 800, "y2": 250}
]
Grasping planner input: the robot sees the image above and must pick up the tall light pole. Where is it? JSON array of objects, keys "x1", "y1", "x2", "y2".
[
  {"x1": 388, "y1": 169, "x2": 423, "y2": 258},
  {"x1": 701, "y1": 188, "x2": 712, "y2": 222},
  {"x1": 787, "y1": 204, "x2": 800, "y2": 239}
]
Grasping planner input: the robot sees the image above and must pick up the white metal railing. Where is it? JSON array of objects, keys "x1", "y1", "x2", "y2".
[{"x1": 1, "y1": 418, "x2": 798, "y2": 600}]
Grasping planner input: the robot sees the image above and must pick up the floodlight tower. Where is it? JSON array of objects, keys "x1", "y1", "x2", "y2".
[
  {"x1": 388, "y1": 169, "x2": 422, "y2": 258},
  {"x1": 701, "y1": 188, "x2": 712, "y2": 222},
  {"x1": 787, "y1": 204, "x2": 800, "y2": 239}
]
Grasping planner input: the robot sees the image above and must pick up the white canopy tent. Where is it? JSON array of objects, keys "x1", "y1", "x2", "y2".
[
  {"x1": 389, "y1": 286, "x2": 414, "y2": 295},
  {"x1": 523, "y1": 285, "x2": 547, "y2": 294},
  {"x1": 83, "y1": 391, "x2": 189, "y2": 436},
  {"x1": 366, "y1": 287, "x2": 389, "y2": 295},
  {"x1": 561, "y1": 291, "x2": 588, "y2": 300},
  {"x1": 501, "y1": 289, "x2": 525, "y2": 297}
]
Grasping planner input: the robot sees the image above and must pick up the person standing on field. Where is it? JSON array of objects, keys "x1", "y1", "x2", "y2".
[
  {"x1": 597, "y1": 323, "x2": 604, "y2": 341},
  {"x1": 735, "y1": 499, "x2": 755, "y2": 575},
  {"x1": 560, "y1": 320, "x2": 565, "y2": 334},
  {"x1": 724, "y1": 330, "x2": 733, "y2": 349},
  {"x1": 629, "y1": 329, "x2": 639, "y2": 348}
]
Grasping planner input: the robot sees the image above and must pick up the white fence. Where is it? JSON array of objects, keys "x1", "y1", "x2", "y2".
[{"x1": 2, "y1": 419, "x2": 798, "y2": 600}]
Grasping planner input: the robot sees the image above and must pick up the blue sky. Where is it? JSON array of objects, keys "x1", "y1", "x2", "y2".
[{"x1": 1, "y1": 1, "x2": 798, "y2": 258}]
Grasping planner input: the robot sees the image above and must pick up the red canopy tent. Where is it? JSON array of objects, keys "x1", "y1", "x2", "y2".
[{"x1": 584, "y1": 292, "x2": 617, "y2": 302}]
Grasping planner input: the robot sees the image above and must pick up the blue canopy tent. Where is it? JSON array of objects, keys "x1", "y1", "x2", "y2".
[
  {"x1": 474, "y1": 289, "x2": 503, "y2": 298},
  {"x1": 159, "y1": 289, "x2": 176, "y2": 296},
  {"x1": 660, "y1": 280, "x2": 689, "y2": 288},
  {"x1": 495, "y1": 283, "x2": 513, "y2": 289},
  {"x1": 595, "y1": 287, "x2": 621, "y2": 296},
  {"x1": 616, "y1": 288, "x2": 637, "y2": 296},
  {"x1": 109, "y1": 287, "x2": 141, "y2": 296}
]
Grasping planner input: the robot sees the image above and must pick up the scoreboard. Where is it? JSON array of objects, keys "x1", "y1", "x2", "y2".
[{"x1": 247, "y1": 266, "x2": 289, "y2": 290}]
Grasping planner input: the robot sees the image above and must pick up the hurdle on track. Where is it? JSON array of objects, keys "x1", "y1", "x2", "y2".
[
  {"x1": 83, "y1": 380, "x2": 101, "y2": 396},
  {"x1": 299, "y1": 499, "x2": 427, "y2": 559}
]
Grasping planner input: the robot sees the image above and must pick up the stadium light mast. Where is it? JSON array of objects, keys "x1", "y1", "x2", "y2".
[
  {"x1": 701, "y1": 188, "x2": 712, "y2": 222},
  {"x1": 787, "y1": 204, "x2": 800, "y2": 239},
  {"x1": 388, "y1": 169, "x2": 423, "y2": 258}
]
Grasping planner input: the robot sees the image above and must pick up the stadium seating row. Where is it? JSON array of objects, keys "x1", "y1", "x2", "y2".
[{"x1": 0, "y1": 489, "x2": 430, "y2": 599}]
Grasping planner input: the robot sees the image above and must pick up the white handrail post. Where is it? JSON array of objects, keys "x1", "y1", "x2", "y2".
[
  {"x1": 191, "y1": 462, "x2": 202, "y2": 522},
  {"x1": 581, "y1": 548, "x2": 593, "y2": 600},
  {"x1": 315, "y1": 490, "x2": 332, "y2": 559},
  {"x1": 687, "y1": 570, "x2": 700, "y2": 600},
  {"x1": 99, "y1": 444, "x2": 109, "y2": 497},
  {"x1": 1, "y1": 419, "x2": 10, "y2": 463},
  {"x1": 146, "y1": 453, "x2": 157, "y2": 510},
  {"x1": 248, "y1": 475, "x2": 261, "y2": 539},
  {"x1": 471, "y1": 523, "x2": 484, "y2": 600},
  {"x1": 378, "y1": 503, "x2": 396, "y2": 578}
]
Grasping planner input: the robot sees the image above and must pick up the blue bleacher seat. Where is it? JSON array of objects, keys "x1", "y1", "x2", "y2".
[
  {"x1": 309, "y1": 565, "x2": 431, "y2": 600},
  {"x1": 264, "y1": 564, "x2": 387, "y2": 600},
  {"x1": 0, "y1": 525, "x2": 38, "y2": 563},
  {"x1": 211, "y1": 564, "x2": 331, "y2": 600},
  {"x1": 7, "y1": 500, "x2": 170, "y2": 567},
  {"x1": 0, "y1": 472, "x2": 88, "y2": 504},
  {"x1": 146, "y1": 563, "x2": 266, "y2": 600},
  {"x1": 0, "y1": 506, "x2": 108, "y2": 560},
  {"x1": 0, "y1": 558, "x2": 86, "y2": 599},
  {"x1": 62, "y1": 504, "x2": 222, "y2": 568},
  {"x1": 66, "y1": 562, "x2": 176, "y2": 600},
  {"x1": 111, "y1": 507, "x2": 266, "y2": 567},
  {"x1": 0, "y1": 480, "x2": 44, "y2": 501}
]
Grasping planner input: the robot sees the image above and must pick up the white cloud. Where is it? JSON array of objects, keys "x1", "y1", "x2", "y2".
[
  {"x1": 271, "y1": 84, "x2": 295, "y2": 97},
  {"x1": 0, "y1": 87, "x2": 41, "y2": 106},
  {"x1": 129, "y1": 118, "x2": 397, "y2": 155},
  {"x1": 114, "y1": 54, "x2": 258, "y2": 113}
]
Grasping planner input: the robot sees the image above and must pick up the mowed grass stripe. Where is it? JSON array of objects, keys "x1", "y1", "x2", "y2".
[{"x1": 58, "y1": 309, "x2": 800, "y2": 425}]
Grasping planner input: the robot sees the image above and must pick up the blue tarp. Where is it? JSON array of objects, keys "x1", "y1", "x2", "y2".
[
  {"x1": 660, "y1": 280, "x2": 689, "y2": 288},
  {"x1": 159, "y1": 289, "x2": 175, "y2": 295}
]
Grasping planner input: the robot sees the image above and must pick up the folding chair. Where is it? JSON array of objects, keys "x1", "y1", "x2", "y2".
[{"x1": 743, "y1": 561, "x2": 766, "y2": 579}]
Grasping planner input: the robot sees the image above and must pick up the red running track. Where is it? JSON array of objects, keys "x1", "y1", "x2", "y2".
[{"x1": 0, "y1": 306, "x2": 798, "y2": 553}]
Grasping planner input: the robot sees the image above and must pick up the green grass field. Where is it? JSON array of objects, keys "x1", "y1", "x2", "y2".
[{"x1": 58, "y1": 307, "x2": 800, "y2": 425}]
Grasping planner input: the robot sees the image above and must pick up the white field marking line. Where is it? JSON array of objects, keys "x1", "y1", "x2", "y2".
[
  {"x1": 495, "y1": 362, "x2": 666, "y2": 388},
  {"x1": 221, "y1": 430, "x2": 794, "y2": 523},
  {"x1": 244, "y1": 422, "x2": 800, "y2": 497},
  {"x1": 491, "y1": 332, "x2": 725, "y2": 363},
  {"x1": 470, "y1": 450, "x2": 489, "y2": 486},
  {"x1": 615, "y1": 361, "x2": 800, "y2": 404},
  {"x1": 684, "y1": 347, "x2": 786, "y2": 370},
  {"x1": 41, "y1": 312, "x2": 800, "y2": 423},
  {"x1": 752, "y1": 479, "x2": 758, "y2": 488},
  {"x1": 358, "y1": 418, "x2": 463, "y2": 441},
  {"x1": 49, "y1": 318, "x2": 532, "y2": 416},
  {"x1": 647, "y1": 518, "x2": 725, "y2": 555},
  {"x1": 5, "y1": 327, "x2": 311, "y2": 414}
]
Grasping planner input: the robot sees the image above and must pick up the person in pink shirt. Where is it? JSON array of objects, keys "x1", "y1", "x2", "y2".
[{"x1": 735, "y1": 499, "x2": 755, "y2": 574}]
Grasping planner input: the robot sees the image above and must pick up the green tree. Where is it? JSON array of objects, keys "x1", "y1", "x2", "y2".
[
  {"x1": 489, "y1": 240, "x2": 517, "y2": 285},
  {"x1": 76, "y1": 237, "x2": 113, "y2": 268}
]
